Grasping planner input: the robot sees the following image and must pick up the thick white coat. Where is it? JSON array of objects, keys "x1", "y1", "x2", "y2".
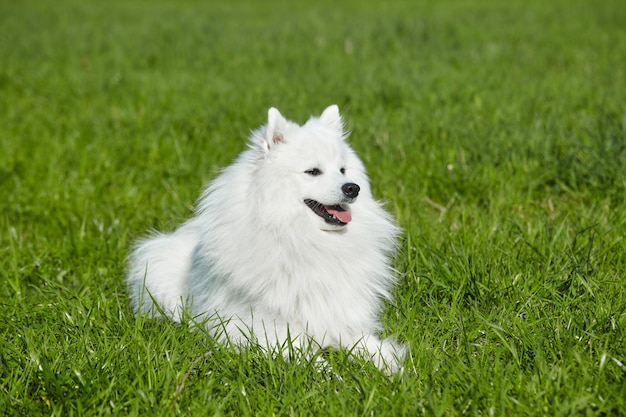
[{"x1": 127, "y1": 105, "x2": 405, "y2": 372}]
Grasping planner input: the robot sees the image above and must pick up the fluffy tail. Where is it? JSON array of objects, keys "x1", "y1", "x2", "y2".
[{"x1": 126, "y1": 222, "x2": 200, "y2": 322}]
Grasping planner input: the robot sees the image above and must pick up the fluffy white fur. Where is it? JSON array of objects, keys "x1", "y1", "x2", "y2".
[{"x1": 127, "y1": 105, "x2": 406, "y2": 372}]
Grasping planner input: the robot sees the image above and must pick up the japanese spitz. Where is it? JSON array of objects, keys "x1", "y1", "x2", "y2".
[{"x1": 127, "y1": 105, "x2": 406, "y2": 372}]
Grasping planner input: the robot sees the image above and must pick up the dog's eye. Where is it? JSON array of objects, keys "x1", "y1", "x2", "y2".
[
  {"x1": 340, "y1": 167, "x2": 346, "y2": 174},
  {"x1": 305, "y1": 168, "x2": 322, "y2": 176}
]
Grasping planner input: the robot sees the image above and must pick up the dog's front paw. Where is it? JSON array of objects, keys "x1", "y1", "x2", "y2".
[{"x1": 358, "y1": 335, "x2": 407, "y2": 375}]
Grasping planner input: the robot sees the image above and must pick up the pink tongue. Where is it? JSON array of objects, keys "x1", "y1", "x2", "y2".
[{"x1": 326, "y1": 206, "x2": 352, "y2": 223}]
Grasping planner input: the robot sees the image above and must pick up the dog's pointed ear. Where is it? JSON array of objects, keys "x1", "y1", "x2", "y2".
[
  {"x1": 319, "y1": 104, "x2": 344, "y2": 136},
  {"x1": 263, "y1": 107, "x2": 288, "y2": 151}
]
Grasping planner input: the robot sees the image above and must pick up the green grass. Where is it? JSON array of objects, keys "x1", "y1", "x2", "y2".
[{"x1": 1, "y1": 0, "x2": 625, "y2": 415}]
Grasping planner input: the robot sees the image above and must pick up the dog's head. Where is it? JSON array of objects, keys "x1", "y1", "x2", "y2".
[{"x1": 249, "y1": 105, "x2": 370, "y2": 232}]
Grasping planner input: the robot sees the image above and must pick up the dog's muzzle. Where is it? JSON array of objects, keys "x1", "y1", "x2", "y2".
[{"x1": 304, "y1": 182, "x2": 360, "y2": 226}]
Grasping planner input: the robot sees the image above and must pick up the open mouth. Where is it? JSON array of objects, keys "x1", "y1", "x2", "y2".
[{"x1": 304, "y1": 199, "x2": 352, "y2": 226}]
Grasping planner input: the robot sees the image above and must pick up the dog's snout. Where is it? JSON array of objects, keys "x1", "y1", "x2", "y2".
[{"x1": 342, "y1": 183, "x2": 360, "y2": 199}]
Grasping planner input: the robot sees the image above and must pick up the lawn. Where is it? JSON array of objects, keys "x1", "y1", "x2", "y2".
[{"x1": 1, "y1": 0, "x2": 625, "y2": 415}]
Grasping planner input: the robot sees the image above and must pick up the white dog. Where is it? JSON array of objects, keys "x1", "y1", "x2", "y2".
[{"x1": 127, "y1": 105, "x2": 406, "y2": 372}]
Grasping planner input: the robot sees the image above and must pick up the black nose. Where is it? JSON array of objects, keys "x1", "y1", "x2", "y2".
[{"x1": 342, "y1": 182, "x2": 360, "y2": 199}]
